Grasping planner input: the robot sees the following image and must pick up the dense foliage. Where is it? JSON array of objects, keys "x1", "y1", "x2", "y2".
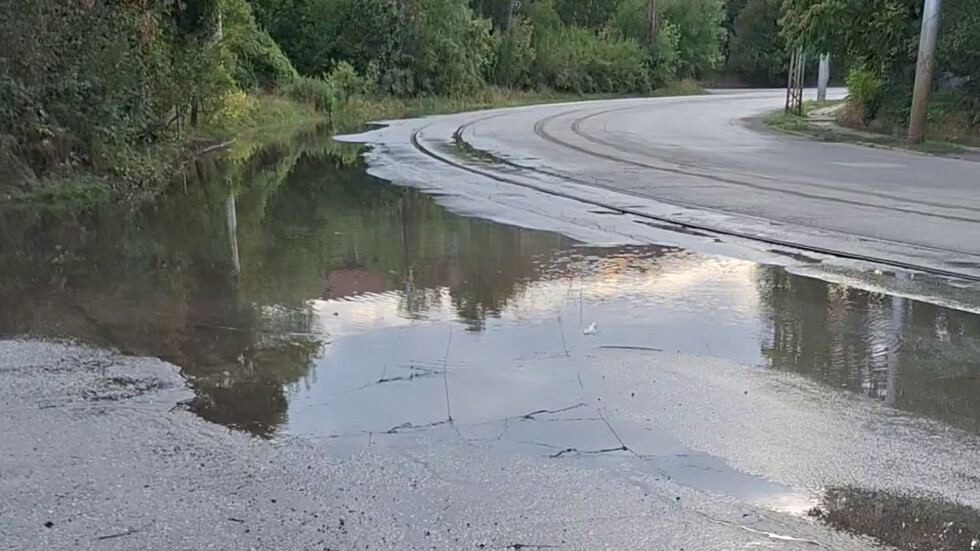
[
  {"x1": 0, "y1": 0, "x2": 297, "y2": 191},
  {"x1": 21, "y1": 0, "x2": 954, "y2": 196},
  {"x1": 727, "y1": 0, "x2": 785, "y2": 85},
  {"x1": 783, "y1": 0, "x2": 979, "y2": 132},
  {"x1": 253, "y1": 0, "x2": 732, "y2": 96}
]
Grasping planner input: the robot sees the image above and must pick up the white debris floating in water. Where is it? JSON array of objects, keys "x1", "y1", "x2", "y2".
[{"x1": 583, "y1": 322, "x2": 598, "y2": 336}]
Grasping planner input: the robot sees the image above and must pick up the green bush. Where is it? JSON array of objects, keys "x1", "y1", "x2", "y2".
[
  {"x1": 927, "y1": 88, "x2": 967, "y2": 122},
  {"x1": 533, "y1": 25, "x2": 651, "y2": 94},
  {"x1": 407, "y1": 0, "x2": 495, "y2": 96},
  {"x1": 607, "y1": 0, "x2": 681, "y2": 87},
  {"x1": 522, "y1": 0, "x2": 563, "y2": 31},
  {"x1": 254, "y1": 0, "x2": 493, "y2": 97},
  {"x1": 726, "y1": 0, "x2": 784, "y2": 86},
  {"x1": 554, "y1": 0, "x2": 622, "y2": 28},
  {"x1": 490, "y1": 17, "x2": 537, "y2": 89},
  {"x1": 285, "y1": 61, "x2": 370, "y2": 115},
  {"x1": 649, "y1": 21, "x2": 683, "y2": 87},
  {"x1": 252, "y1": 0, "x2": 405, "y2": 88},
  {"x1": 661, "y1": 0, "x2": 725, "y2": 79},
  {"x1": 222, "y1": 0, "x2": 298, "y2": 90},
  {"x1": 325, "y1": 61, "x2": 370, "y2": 99},
  {"x1": 783, "y1": 0, "x2": 977, "y2": 133},
  {"x1": 845, "y1": 67, "x2": 884, "y2": 125},
  {"x1": 286, "y1": 76, "x2": 335, "y2": 113},
  {"x1": 0, "y1": 0, "x2": 241, "y2": 181}
]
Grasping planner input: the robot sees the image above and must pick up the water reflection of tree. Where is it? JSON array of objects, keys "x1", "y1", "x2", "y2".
[
  {"x1": 0, "y1": 133, "x2": 582, "y2": 435},
  {"x1": 0, "y1": 132, "x2": 345, "y2": 437},
  {"x1": 262, "y1": 155, "x2": 577, "y2": 330},
  {"x1": 757, "y1": 269, "x2": 980, "y2": 432}
]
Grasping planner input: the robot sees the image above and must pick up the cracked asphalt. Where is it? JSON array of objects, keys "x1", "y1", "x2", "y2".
[
  {"x1": 9, "y1": 338, "x2": 976, "y2": 551},
  {"x1": 0, "y1": 340, "x2": 881, "y2": 550}
]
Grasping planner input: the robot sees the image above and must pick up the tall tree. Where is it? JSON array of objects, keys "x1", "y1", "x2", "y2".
[
  {"x1": 644, "y1": 0, "x2": 659, "y2": 42},
  {"x1": 662, "y1": 0, "x2": 725, "y2": 78},
  {"x1": 727, "y1": 0, "x2": 785, "y2": 85},
  {"x1": 554, "y1": 0, "x2": 622, "y2": 28}
]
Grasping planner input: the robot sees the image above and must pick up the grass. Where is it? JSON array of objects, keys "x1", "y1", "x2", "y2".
[
  {"x1": 908, "y1": 140, "x2": 972, "y2": 155},
  {"x1": 330, "y1": 81, "x2": 703, "y2": 134},
  {"x1": 27, "y1": 175, "x2": 113, "y2": 208},
  {"x1": 762, "y1": 100, "x2": 978, "y2": 157},
  {"x1": 803, "y1": 99, "x2": 845, "y2": 113},
  {"x1": 762, "y1": 110, "x2": 811, "y2": 133},
  {"x1": 19, "y1": 94, "x2": 326, "y2": 209},
  {"x1": 11, "y1": 80, "x2": 703, "y2": 209}
]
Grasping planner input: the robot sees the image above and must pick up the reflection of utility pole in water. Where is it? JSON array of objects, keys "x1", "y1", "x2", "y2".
[
  {"x1": 885, "y1": 277, "x2": 908, "y2": 407},
  {"x1": 225, "y1": 191, "x2": 241, "y2": 278},
  {"x1": 398, "y1": 196, "x2": 419, "y2": 313},
  {"x1": 866, "y1": 289, "x2": 906, "y2": 404}
]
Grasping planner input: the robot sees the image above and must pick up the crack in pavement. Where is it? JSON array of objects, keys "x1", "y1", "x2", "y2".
[
  {"x1": 522, "y1": 402, "x2": 588, "y2": 420},
  {"x1": 549, "y1": 446, "x2": 629, "y2": 459},
  {"x1": 597, "y1": 408, "x2": 633, "y2": 455},
  {"x1": 594, "y1": 345, "x2": 664, "y2": 353},
  {"x1": 376, "y1": 370, "x2": 439, "y2": 385},
  {"x1": 384, "y1": 420, "x2": 452, "y2": 435}
]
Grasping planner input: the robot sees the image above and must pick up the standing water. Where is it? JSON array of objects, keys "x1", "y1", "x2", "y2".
[{"x1": 2, "y1": 130, "x2": 979, "y2": 549}]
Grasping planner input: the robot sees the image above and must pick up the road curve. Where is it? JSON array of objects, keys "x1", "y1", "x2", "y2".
[{"x1": 345, "y1": 90, "x2": 980, "y2": 280}]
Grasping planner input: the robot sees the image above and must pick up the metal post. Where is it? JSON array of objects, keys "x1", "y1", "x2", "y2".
[
  {"x1": 797, "y1": 50, "x2": 806, "y2": 115},
  {"x1": 785, "y1": 50, "x2": 797, "y2": 113},
  {"x1": 817, "y1": 54, "x2": 830, "y2": 102},
  {"x1": 786, "y1": 48, "x2": 805, "y2": 116},
  {"x1": 908, "y1": 0, "x2": 942, "y2": 144}
]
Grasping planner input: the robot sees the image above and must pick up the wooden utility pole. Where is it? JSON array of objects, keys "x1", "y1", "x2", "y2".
[
  {"x1": 644, "y1": 0, "x2": 659, "y2": 43},
  {"x1": 908, "y1": 0, "x2": 942, "y2": 144}
]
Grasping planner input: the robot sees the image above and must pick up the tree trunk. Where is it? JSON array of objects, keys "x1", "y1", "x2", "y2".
[{"x1": 644, "y1": 0, "x2": 659, "y2": 43}]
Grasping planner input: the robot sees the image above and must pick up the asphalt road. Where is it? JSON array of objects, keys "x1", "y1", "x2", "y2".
[{"x1": 350, "y1": 89, "x2": 980, "y2": 280}]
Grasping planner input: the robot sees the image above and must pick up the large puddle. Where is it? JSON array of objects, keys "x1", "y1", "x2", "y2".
[{"x1": 2, "y1": 131, "x2": 980, "y2": 547}]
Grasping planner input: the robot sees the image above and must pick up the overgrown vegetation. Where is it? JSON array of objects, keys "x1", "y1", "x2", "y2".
[
  {"x1": 20, "y1": 0, "x2": 964, "y2": 203},
  {"x1": 782, "y1": 0, "x2": 979, "y2": 139},
  {"x1": 251, "y1": 0, "x2": 728, "y2": 97},
  {"x1": 763, "y1": 98, "x2": 977, "y2": 156},
  {"x1": 2, "y1": 0, "x2": 743, "y2": 202},
  {"x1": 0, "y1": 0, "x2": 310, "y2": 201},
  {"x1": 330, "y1": 80, "x2": 702, "y2": 135}
]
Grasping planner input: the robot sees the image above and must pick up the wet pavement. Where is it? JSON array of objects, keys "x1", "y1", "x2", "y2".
[{"x1": 2, "y1": 128, "x2": 980, "y2": 549}]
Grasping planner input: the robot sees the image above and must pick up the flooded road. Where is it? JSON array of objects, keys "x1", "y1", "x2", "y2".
[{"x1": 2, "y1": 130, "x2": 980, "y2": 549}]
